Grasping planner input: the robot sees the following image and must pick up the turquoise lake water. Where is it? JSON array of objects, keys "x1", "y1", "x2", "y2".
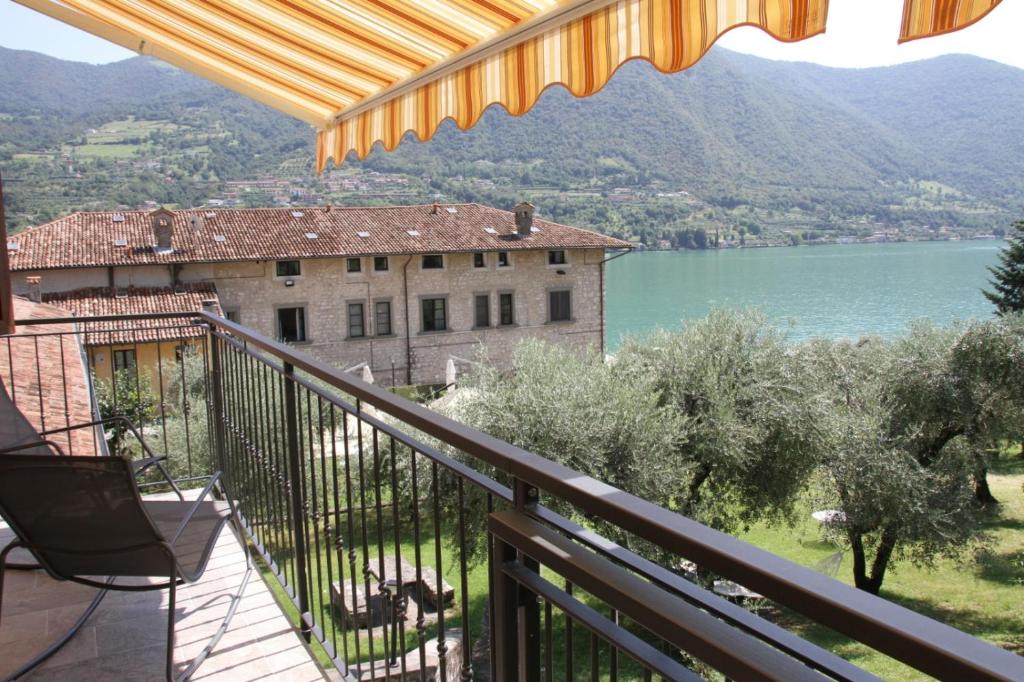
[{"x1": 605, "y1": 241, "x2": 1005, "y2": 350}]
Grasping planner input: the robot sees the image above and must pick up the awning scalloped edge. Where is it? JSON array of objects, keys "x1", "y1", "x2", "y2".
[
  {"x1": 899, "y1": 0, "x2": 1002, "y2": 44},
  {"x1": 316, "y1": 0, "x2": 828, "y2": 172}
]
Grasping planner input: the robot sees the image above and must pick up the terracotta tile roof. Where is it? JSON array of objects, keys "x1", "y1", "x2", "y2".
[
  {"x1": 8, "y1": 203, "x2": 630, "y2": 271},
  {"x1": 42, "y1": 283, "x2": 219, "y2": 346},
  {"x1": 1, "y1": 297, "x2": 99, "y2": 455}
]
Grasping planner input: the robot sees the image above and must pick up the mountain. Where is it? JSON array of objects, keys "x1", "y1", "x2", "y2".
[{"x1": 2, "y1": 45, "x2": 1023, "y2": 243}]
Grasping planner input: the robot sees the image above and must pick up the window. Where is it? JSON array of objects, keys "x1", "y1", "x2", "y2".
[
  {"x1": 549, "y1": 290, "x2": 572, "y2": 322},
  {"x1": 474, "y1": 294, "x2": 490, "y2": 328},
  {"x1": 548, "y1": 250, "x2": 567, "y2": 265},
  {"x1": 374, "y1": 256, "x2": 389, "y2": 272},
  {"x1": 422, "y1": 254, "x2": 444, "y2": 269},
  {"x1": 347, "y1": 302, "x2": 365, "y2": 338},
  {"x1": 375, "y1": 301, "x2": 392, "y2": 336},
  {"x1": 497, "y1": 251, "x2": 510, "y2": 267},
  {"x1": 224, "y1": 309, "x2": 240, "y2": 323},
  {"x1": 473, "y1": 252, "x2": 486, "y2": 268},
  {"x1": 277, "y1": 306, "x2": 306, "y2": 342},
  {"x1": 346, "y1": 257, "x2": 362, "y2": 273},
  {"x1": 113, "y1": 349, "x2": 137, "y2": 373},
  {"x1": 499, "y1": 292, "x2": 514, "y2": 326},
  {"x1": 421, "y1": 297, "x2": 447, "y2": 332},
  {"x1": 174, "y1": 345, "x2": 188, "y2": 363},
  {"x1": 276, "y1": 260, "x2": 301, "y2": 277}
]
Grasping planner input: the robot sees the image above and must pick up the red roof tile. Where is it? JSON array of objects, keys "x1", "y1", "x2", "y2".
[
  {"x1": 8, "y1": 203, "x2": 630, "y2": 271},
  {"x1": 1, "y1": 297, "x2": 98, "y2": 455},
  {"x1": 42, "y1": 284, "x2": 219, "y2": 346}
]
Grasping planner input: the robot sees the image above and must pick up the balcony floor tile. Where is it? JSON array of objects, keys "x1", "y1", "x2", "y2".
[{"x1": 0, "y1": 490, "x2": 330, "y2": 682}]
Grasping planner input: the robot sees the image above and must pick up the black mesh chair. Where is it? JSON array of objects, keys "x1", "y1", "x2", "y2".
[
  {"x1": 0, "y1": 454, "x2": 252, "y2": 681},
  {"x1": 0, "y1": 375, "x2": 184, "y2": 498}
]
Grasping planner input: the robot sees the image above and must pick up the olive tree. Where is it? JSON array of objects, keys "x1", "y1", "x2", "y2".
[
  {"x1": 614, "y1": 309, "x2": 827, "y2": 534},
  {"x1": 452, "y1": 339, "x2": 687, "y2": 557},
  {"x1": 803, "y1": 319, "x2": 1024, "y2": 594}
]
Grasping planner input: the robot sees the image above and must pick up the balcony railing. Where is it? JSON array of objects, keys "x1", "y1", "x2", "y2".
[{"x1": 3, "y1": 311, "x2": 1022, "y2": 681}]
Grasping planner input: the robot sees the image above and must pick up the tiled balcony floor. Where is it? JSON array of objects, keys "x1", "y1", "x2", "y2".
[{"x1": 0, "y1": 492, "x2": 329, "y2": 682}]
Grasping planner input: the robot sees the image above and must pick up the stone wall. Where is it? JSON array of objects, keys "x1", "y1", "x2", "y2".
[{"x1": 13, "y1": 247, "x2": 608, "y2": 386}]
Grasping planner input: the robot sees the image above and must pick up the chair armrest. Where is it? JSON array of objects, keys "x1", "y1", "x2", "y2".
[
  {"x1": 40, "y1": 416, "x2": 159, "y2": 458},
  {"x1": 0, "y1": 439, "x2": 67, "y2": 456},
  {"x1": 169, "y1": 471, "x2": 224, "y2": 546}
]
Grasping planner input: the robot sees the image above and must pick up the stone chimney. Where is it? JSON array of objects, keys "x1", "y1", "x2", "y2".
[
  {"x1": 150, "y1": 207, "x2": 175, "y2": 251},
  {"x1": 514, "y1": 202, "x2": 535, "y2": 238},
  {"x1": 431, "y1": 201, "x2": 440, "y2": 215},
  {"x1": 25, "y1": 276, "x2": 41, "y2": 303}
]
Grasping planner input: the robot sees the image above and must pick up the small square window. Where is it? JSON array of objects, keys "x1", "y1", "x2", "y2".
[
  {"x1": 113, "y1": 349, "x2": 137, "y2": 373},
  {"x1": 422, "y1": 254, "x2": 444, "y2": 269},
  {"x1": 375, "y1": 301, "x2": 392, "y2": 336},
  {"x1": 421, "y1": 297, "x2": 447, "y2": 332},
  {"x1": 347, "y1": 257, "x2": 362, "y2": 273},
  {"x1": 374, "y1": 256, "x2": 389, "y2": 272},
  {"x1": 549, "y1": 290, "x2": 572, "y2": 322},
  {"x1": 473, "y1": 252, "x2": 486, "y2": 268},
  {"x1": 474, "y1": 294, "x2": 490, "y2": 328},
  {"x1": 348, "y1": 302, "x2": 365, "y2": 338},
  {"x1": 499, "y1": 292, "x2": 514, "y2": 326},
  {"x1": 276, "y1": 260, "x2": 301, "y2": 277},
  {"x1": 224, "y1": 309, "x2": 240, "y2": 324},
  {"x1": 548, "y1": 250, "x2": 567, "y2": 265},
  {"x1": 497, "y1": 252, "x2": 510, "y2": 267}
]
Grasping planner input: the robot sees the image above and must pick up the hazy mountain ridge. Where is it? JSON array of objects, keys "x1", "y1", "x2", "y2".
[{"x1": 1, "y1": 45, "x2": 1022, "y2": 240}]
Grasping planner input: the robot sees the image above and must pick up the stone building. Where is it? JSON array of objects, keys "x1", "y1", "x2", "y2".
[{"x1": 8, "y1": 203, "x2": 630, "y2": 385}]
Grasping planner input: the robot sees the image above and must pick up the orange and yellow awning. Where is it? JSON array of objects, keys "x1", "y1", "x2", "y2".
[{"x1": 15, "y1": 0, "x2": 1003, "y2": 171}]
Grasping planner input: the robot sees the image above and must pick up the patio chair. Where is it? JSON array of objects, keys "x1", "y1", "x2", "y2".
[
  {"x1": 0, "y1": 375, "x2": 184, "y2": 495},
  {"x1": 0, "y1": 375, "x2": 184, "y2": 570},
  {"x1": 0, "y1": 454, "x2": 252, "y2": 681}
]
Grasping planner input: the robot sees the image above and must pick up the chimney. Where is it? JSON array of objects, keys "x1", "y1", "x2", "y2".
[
  {"x1": 514, "y1": 202, "x2": 535, "y2": 238},
  {"x1": 150, "y1": 207, "x2": 174, "y2": 251},
  {"x1": 431, "y1": 201, "x2": 440, "y2": 215},
  {"x1": 25, "y1": 276, "x2": 41, "y2": 303}
]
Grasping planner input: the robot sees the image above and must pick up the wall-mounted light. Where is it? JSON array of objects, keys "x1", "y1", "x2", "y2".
[{"x1": 285, "y1": 279, "x2": 295, "y2": 287}]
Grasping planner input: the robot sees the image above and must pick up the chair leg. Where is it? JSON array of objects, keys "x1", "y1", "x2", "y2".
[
  {"x1": 166, "y1": 570, "x2": 177, "y2": 682},
  {"x1": 1, "y1": 539, "x2": 40, "y2": 571}
]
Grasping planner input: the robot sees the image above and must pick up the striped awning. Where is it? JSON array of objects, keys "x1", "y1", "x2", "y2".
[
  {"x1": 900, "y1": 0, "x2": 1002, "y2": 43},
  {"x1": 16, "y1": 0, "x2": 1002, "y2": 171}
]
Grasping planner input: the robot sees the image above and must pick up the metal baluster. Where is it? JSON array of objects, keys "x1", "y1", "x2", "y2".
[
  {"x1": 565, "y1": 580, "x2": 574, "y2": 681},
  {"x1": 457, "y1": 477, "x2": 472, "y2": 680},
  {"x1": 356, "y1": 400, "x2": 377, "y2": 671},
  {"x1": 410, "y1": 448, "x2": 427, "y2": 681},
  {"x1": 342, "y1": 410, "x2": 363, "y2": 676},
  {"x1": 325, "y1": 403, "x2": 346, "y2": 665},
  {"x1": 283, "y1": 362, "x2": 311, "y2": 641},
  {"x1": 156, "y1": 337, "x2": 168, "y2": 461},
  {"x1": 389, "y1": 436, "x2": 408, "y2": 679},
  {"x1": 372, "y1": 426, "x2": 392, "y2": 681},
  {"x1": 432, "y1": 461, "x2": 448, "y2": 681}
]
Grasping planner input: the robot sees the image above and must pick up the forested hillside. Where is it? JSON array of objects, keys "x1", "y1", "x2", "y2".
[{"x1": 2, "y1": 45, "x2": 1023, "y2": 244}]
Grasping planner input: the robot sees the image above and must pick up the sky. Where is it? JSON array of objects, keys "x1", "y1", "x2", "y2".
[{"x1": 0, "y1": 0, "x2": 1021, "y2": 70}]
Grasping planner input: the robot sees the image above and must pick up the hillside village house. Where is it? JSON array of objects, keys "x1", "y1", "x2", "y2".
[{"x1": 7, "y1": 203, "x2": 629, "y2": 385}]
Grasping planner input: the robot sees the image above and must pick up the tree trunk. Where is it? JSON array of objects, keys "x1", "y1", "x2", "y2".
[
  {"x1": 974, "y1": 468, "x2": 1000, "y2": 506},
  {"x1": 850, "y1": 527, "x2": 898, "y2": 595}
]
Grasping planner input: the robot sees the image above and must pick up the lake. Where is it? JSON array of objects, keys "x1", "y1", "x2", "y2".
[{"x1": 605, "y1": 240, "x2": 1005, "y2": 350}]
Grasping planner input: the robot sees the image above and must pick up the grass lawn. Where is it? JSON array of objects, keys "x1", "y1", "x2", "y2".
[
  {"x1": 248, "y1": 452, "x2": 1023, "y2": 680},
  {"x1": 738, "y1": 452, "x2": 1024, "y2": 680}
]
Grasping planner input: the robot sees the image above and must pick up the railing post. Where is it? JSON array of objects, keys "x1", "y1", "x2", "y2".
[
  {"x1": 514, "y1": 480, "x2": 542, "y2": 682},
  {"x1": 208, "y1": 330, "x2": 227, "y2": 477},
  {"x1": 283, "y1": 361, "x2": 311, "y2": 642},
  {"x1": 491, "y1": 479, "x2": 543, "y2": 682}
]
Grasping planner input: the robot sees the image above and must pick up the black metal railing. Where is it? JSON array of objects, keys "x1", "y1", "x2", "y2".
[{"x1": 5, "y1": 311, "x2": 1023, "y2": 681}]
